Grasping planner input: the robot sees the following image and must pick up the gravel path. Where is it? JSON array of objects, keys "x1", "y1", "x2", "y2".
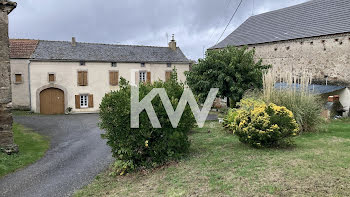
[{"x1": 0, "y1": 114, "x2": 113, "y2": 197}]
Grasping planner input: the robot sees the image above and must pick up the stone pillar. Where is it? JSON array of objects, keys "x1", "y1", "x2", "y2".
[{"x1": 0, "y1": 0, "x2": 17, "y2": 154}]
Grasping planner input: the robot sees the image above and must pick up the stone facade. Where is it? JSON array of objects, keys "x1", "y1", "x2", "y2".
[
  {"x1": 249, "y1": 33, "x2": 350, "y2": 86},
  {"x1": 29, "y1": 61, "x2": 189, "y2": 113},
  {"x1": 10, "y1": 59, "x2": 30, "y2": 109},
  {"x1": 0, "y1": 0, "x2": 18, "y2": 154}
]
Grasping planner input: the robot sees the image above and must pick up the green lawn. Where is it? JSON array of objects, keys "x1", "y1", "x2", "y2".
[
  {"x1": 0, "y1": 123, "x2": 49, "y2": 177},
  {"x1": 74, "y1": 120, "x2": 350, "y2": 197}
]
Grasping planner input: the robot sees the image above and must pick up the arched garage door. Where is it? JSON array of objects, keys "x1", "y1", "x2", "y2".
[{"x1": 40, "y1": 88, "x2": 65, "y2": 114}]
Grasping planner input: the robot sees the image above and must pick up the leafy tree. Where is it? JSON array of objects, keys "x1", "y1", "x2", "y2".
[{"x1": 185, "y1": 46, "x2": 270, "y2": 107}]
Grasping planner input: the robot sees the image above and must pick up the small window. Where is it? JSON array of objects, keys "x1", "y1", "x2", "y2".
[
  {"x1": 139, "y1": 71, "x2": 147, "y2": 82},
  {"x1": 167, "y1": 63, "x2": 172, "y2": 68},
  {"x1": 77, "y1": 71, "x2": 88, "y2": 86},
  {"x1": 111, "y1": 62, "x2": 117, "y2": 67},
  {"x1": 15, "y1": 74, "x2": 22, "y2": 83},
  {"x1": 48, "y1": 73, "x2": 55, "y2": 82},
  {"x1": 80, "y1": 95, "x2": 88, "y2": 108},
  {"x1": 141, "y1": 63, "x2": 145, "y2": 67},
  {"x1": 80, "y1": 61, "x2": 86, "y2": 66}
]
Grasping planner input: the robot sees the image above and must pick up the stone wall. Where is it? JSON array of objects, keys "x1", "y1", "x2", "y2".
[
  {"x1": 0, "y1": 2, "x2": 18, "y2": 154},
  {"x1": 250, "y1": 33, "x2": 350, "y2": 86}
]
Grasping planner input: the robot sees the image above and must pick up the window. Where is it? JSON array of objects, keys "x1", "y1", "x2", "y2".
[
  {"x1": 167, "y1": 63, "x2": 172, "y2": 68},
  {"x1": 75, "y1": 94, "x2": 93, "y2": 109},
  {"x1": 77, "y1": 71, "x2": 88, "y2": 86},
  {"x1": 15, "y1": 74, "x2": 22, "y2": 83},
  {"x1": 165, "y1": 71, "x2": 172, "y2": 81},
  {"x1": 109, "y1": 71, "x2": 119, "y2": 86},
  {"x1": 80, "y1": 61, "x2": 86, "y2": 66},
  {"x1": 141, "y1": 63, "x2": 145, "y2": 67},
  {"x1": 139, "y1": 71, "x2": 146, "y2": 82},
  {"x1": 48, "y1": 73, "x2": 55, "y2": 82},
  {"x1": 80, "y1": 95, "x2": 88, "y2": 108},
  {"x1": 111, "y1": 62, "x2": 117, "y2": 67}
]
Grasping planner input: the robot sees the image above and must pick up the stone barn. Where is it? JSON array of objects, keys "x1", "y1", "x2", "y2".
[{"x1": 211, "y1": 0, "x2": 350, "y2": 86}]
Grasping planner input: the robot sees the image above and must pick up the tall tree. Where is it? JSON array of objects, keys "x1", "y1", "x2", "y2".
[{"x1": 185, "y1": 46, "x2": 270, "y2": 107}]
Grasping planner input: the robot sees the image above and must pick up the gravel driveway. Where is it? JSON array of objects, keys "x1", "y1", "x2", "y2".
[{"x1": 0, "y1": 114, "x2": 113, "y2": 197}]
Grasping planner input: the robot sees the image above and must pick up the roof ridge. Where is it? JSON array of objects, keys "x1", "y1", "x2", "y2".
[
  {"x1": 10, "y1": 38, "x2": 39, "y2": 41},
  {"x1": 38, "y1": 39, "x2": 175, "y2": 49}
]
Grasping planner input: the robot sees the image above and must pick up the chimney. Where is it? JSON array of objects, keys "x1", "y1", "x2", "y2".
[
  {"x1": 72, "y1": 37, "x2": 76, "y2": 47},
  {"x1": 168, "y1": 34, "x2": 176, "y2": 51}
]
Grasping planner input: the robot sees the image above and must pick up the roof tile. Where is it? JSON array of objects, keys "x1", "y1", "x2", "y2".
[
  {"x1": 212, "y1": 0, "x2": 350, "y2": 48},
  {"x1": 10, "y1": 39, "x2": 39, "y2": 59},
  {"x1": 31, "y1": 40, "x2": 190, "y2": 63}
]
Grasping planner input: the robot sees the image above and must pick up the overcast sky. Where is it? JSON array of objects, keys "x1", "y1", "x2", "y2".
[{"x1": 9, "y1": 0, "x2": 308, "y2": 60}]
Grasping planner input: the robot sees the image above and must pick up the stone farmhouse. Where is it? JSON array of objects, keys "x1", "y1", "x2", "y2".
[
  {"x1": 211, "y1": 0, "x2": 350, "y2": 116},
  {"x1": 10, "y1": 37, "x2": 190, "y2": 114}
]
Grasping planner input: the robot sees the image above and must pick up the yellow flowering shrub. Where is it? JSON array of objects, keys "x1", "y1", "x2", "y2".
[
  {"x1": 223, "y1": 108, "x2": 238, "y2": 129},
  {"x1": 227, "y1": 98, "x2": 299, "y2": 147}
]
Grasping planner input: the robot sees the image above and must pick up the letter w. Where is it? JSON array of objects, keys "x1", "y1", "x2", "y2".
[{"x1": 131, "y1": 87, "x2": 219, "y2": 128}]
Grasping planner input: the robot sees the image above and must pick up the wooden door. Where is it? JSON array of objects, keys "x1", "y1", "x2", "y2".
[{"x1": 40, "y1": 88, "x2": 64, "y2": 114}]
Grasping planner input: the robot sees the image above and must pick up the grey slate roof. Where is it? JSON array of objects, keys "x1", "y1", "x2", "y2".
[
  {"x1": 275, "y1": 83, "x2": 346, "y2": 94},
  {"x1": 31, "y1": 40, "x2": 190, "y2": 63},
  {"x1": 211, "y1": 0, "x2": 350, "y2": 49}
]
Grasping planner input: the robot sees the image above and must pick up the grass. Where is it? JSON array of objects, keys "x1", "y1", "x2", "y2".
[
  {"x1": 74, "y1": 120, "x2": 350, "y2": 197},
  {"x1": 0, "y1": 123, "x2": 49, "y2": 177}
]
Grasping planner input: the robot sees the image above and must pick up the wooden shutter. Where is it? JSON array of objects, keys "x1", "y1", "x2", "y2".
[
  {"x1": 165, "y1": 71, "x2": 171, "y2": 81},
  {"x1": 77, "y1": 71, "x2": 83, "y2": 86},
  {"x1": 15, "y1": 74, "x2": 22, "y2": 83},
  {"x1": 75, "y1": 95, "x2": 80, "y2": 109},
  {"x1": 109, "y1": 71, "x2": 115, "y2": 85},
  {"x1": 49, "y1": 74, "x2": 55, "y2": 82},
  {"x1": 88, "y1": 94, "x2": 94, "y2": 108},
  {"x1": 147, "y1": 72, "x2": 151, "y2": 83},
  {"x1": 83, "y1": 71, "x2": 88, "y2": 86},
  {"x1": 109, "y1": 71, "x2": 119, "y2": 86}
]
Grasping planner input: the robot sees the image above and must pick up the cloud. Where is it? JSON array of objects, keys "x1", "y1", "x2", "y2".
[{"x1": 9, "y1": 0, "x2": 309, "y2": 60}]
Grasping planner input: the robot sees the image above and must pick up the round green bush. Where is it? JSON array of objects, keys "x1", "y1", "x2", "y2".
[
  {"x1": 99, "y1": 75, "x2": 195, "y2": 174},
  {"x1": 226, "y1": 98, "x2": 299, "y2": 148}
]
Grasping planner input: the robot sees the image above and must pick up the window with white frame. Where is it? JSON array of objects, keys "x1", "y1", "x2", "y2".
[
  {"x1": 80, "y1": 95, "x2": 88, "y2": 108},
  {"x1": 139, "y1": 71, "x2": 146, "y2": 82}
]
